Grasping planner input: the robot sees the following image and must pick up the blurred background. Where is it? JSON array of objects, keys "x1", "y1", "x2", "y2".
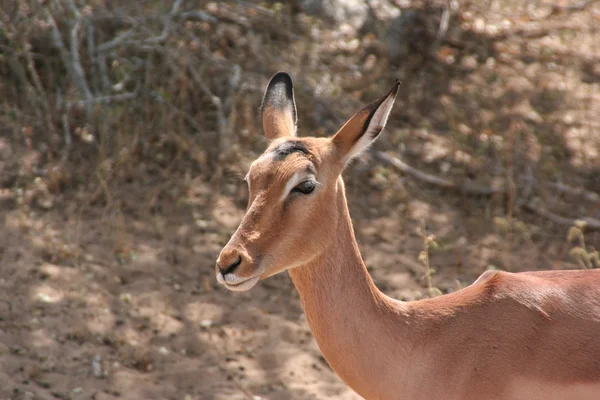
[{"x1": 1, "y1": 0, "x2": 599, "y2": 399}]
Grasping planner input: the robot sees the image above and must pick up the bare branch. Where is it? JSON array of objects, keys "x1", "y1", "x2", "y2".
[
  {"x1": 376, "y1": 152, "x2": 501, "y2": 195},
  {"x1": 97, "y1": 0, "x2": 184, "y2": 53},
  {"x1": 178, "y1": 10, "x2": 217, "y2": 23},
  {"x1": 146, "y1": 90, "x2": 204, "y2": 133},
  {"x1": 64, "y1": 0, "x2": 81, "y2": 18},
  {"x1": 523, "y1": 203, "x2": 600, "y2": 230},
  {"x1": 87, "y1": 23, "x2": 99, "y2": 94},
  {"x1": 133, "y1": 0, "x2": 184, "y2": 45},
  {"x1": 378, "y1": 151, "x2": 600, "y2": 230},
  {"x1": 45, "y1": 4, "x2": 92, "y2": 106},
  {"x1": 546, "y1": 182, "x2": 600, "y2": 204},
  {"x1": 97, "y1": 53, "x2": 112, "y2": 94},
  {"x1": 56, "y1": 88, "x2": 71, "y2": 162},
  {"x1": 97, "y1": 29, "x2": 135, "y2": 53},
  {"x1": 69, "y1": 16, "x2": 92, "y2": 102},
  {"x1": 71, "y1": 91, "x2": 139, "y2": 107},
  {"x1": 235, "y1": 0, "x2": 276, "y2": 16},
  {"x1": 377, "y1": 152, "x2": 456, "y2": 188},
  {"x1": 23, "y1": 40, "x2": 57, "y2": 137},
  {"x1": 437, "y1": 0, "x2": 452, "y2": 40},
  {"x1": 187, "y1": 63, "x2": 227, "y2": 138}
]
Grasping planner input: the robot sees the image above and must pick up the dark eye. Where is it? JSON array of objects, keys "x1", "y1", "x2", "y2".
[{"x1": 292, "y1": 180, "x2": 316, "y2": 195}]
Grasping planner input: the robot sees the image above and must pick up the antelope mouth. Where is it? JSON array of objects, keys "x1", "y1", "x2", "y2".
[{"x1": 217, "y1": 273, "x2": 260, "y2": 292}]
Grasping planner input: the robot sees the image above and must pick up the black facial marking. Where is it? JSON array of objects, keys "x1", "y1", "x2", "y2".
[{"x1": 272, "y1": 141, "x2": 310, "y2": 161}]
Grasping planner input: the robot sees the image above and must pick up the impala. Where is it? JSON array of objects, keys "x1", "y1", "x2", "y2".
[{"x1": 215, "y1": 72, "x2": 600, "y2": 399}]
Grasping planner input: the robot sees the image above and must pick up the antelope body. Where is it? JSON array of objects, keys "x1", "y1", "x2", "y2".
[{"x1": 216, "y1": 72, "x2": 600, "y2": 399}]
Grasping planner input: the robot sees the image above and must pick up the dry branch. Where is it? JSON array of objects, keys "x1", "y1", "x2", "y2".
[
  {"x1": 376, "y1": 152, "x2": 501, "y2": 195},
  {"x1": 178, "y1": 10, "x2": 218, "y2": 23},
  {"x1": 377, "y1": 151, "x2": 600, "y2": 230},
  {"x1": 523, "y1": 203, "x2": 600, "y2": 230},
  {"x1": 97, "y1": 30, "x2": 135, "y2": 53},
  {"x1": 545, "y1": 182, "x2": 600, "y2": 204},
  {"x1": 46, "y1": 2, "x2": 93, "y2": 107},
  {"x1": 98, "y1": 0, "x2": 184, "y2": 51}
]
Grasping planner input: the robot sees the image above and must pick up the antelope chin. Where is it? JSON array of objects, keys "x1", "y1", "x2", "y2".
[{"x1": 217, "y1": 273, "x2": 260, "y2": 292}]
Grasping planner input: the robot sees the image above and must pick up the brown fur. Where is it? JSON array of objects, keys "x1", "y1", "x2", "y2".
[{"x1": 217, "y1": 75, "x2": 600, "y2": 399}]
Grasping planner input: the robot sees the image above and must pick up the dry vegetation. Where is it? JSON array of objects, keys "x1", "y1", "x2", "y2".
[{"x1": 1, "y1": 0, "x2": 599, "y2": 399}]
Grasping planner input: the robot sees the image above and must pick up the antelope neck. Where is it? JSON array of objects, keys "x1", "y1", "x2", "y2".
[{"x1": 288, "y1": 178, "x2": 414, "y2": 396}]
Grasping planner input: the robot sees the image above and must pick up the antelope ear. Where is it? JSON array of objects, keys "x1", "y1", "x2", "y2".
[
  {"x1": 332, "y1": 82, "x2": 399, "y2": 163},
  {"x1": 261, "y1": 72, "x2": 297, "y2": 140}
]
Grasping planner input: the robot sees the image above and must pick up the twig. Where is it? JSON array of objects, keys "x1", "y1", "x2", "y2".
[
  {"x1": 540, "y1": 0, "x2": 600, "y2": 12},
  {"x1": 186, "y1": 60, "x2": 231, "y2": 199},
  {"x1": 436, "y1": 0, "x2": 452, "y2": 40},
  {"x1": 523, "y1": 203, "x2": 600, "y2": 230},
  {"x1": 97, "y1": 52, "x2": 112, "y2": 94},
  {"x1": 188, "y1": 64, "x2": 226, "y2": 139},
  {"x1": 23, "y1": 39, "x2": 57, "y2": 138},
  {"x1": 235, "y1": 0, "x2": 276, "y2": 16},
  {"x1": 131, "y1": 0, "x2": 184, "y2": 46},
  {"x1": 61, "y1": 113, "x2": 72, "y2": 161},
  {"x1": 546, "y1": 182, "x2": 600, "y2": 204},
  {"x1": 97, "y1": 29, "x2": 135, "y2": 53},
  {"x1": 377, "y1": 152, "x2": 456, "y2": 188},
  {"x1": 46, "y1": 3, "x2": 93, "y2": 107},
  {"x1": 87, "y1": 23, "x2": 99, "y2": 94},
  {"x1": 378, "y1": 151, "x2": 600, "y2": 230},
  {"x1": 376, "y1": 152, "x2": 501, "y2": 195},
  {"x1": 69, "y1": 17, "x2": 92, "y2": 106},
  {"x1": 177, "y1": 10, "x2": 217, "y2": 23},
  {"x1": 55, "y1": 87, "x2": 70, "y2": 160},
  {"x1": 98, "y1": 0, "x2": 183, "y2": 53},
  {"x1": 71, "y1": 90, "x2": 139, "y2": 107},
  {"x1": 145, "y1": 89, "x2": 204, "y2": 133}
]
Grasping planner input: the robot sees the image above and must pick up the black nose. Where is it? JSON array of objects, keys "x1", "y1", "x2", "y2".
[{"x1": 219, "y1": 256, "x2": 242, "y2": 275}]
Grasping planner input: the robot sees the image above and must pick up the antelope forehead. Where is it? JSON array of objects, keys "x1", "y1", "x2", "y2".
[{"x1": 270, "y1": 140, "x2": 310, "y2": 161}]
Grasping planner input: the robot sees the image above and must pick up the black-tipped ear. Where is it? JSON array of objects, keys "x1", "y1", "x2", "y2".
[
  {"x1": 332, "y1": 82, "x2": 399, "y2": 163},
  {"x1": 261, "y1": 72, "x2": 297, "y2": 140}
]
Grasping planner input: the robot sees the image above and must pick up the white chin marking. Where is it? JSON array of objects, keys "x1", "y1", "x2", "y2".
[
  {"x1": 224, "y1": 273, "x2": 248, "y2": 285},
  {"x1": 222, "y1": 276, "x2": 260, "y2": 292},
  {"x1": 216, "y1": 272, "x2": 225, "y2": 284}
]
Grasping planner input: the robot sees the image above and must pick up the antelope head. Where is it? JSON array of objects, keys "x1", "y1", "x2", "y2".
[{"x1": 216, "y1": 72, "x2": 398, "y2": 291}]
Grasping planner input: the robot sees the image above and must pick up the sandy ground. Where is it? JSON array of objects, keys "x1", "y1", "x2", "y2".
[{"x1": 1, "y1": 165, "x2": 589, "y2": 400}]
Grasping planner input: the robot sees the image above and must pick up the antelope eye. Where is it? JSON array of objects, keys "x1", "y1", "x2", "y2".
[{"x1": 292, "y1": 180, "x2": 316, "y2": 195}]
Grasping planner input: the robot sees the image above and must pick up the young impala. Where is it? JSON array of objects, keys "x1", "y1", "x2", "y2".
[{"x1": 215, "y1": 72, "x2": 600, "y2": 400}]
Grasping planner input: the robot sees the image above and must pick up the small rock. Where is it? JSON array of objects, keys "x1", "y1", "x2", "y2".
[
  {"x1": 200, "y1": 319, "x2": 213, "y2": 329},
  {"x1": 195, "y1": 219, "x2": 209, "y2": 229},
  {"x1": 158, "y1": 346, "x2": 169, "y2": 355},
  {"x1": 38, "y1": 294, "x2": 53, "y2": 303},
  {"x1": 92, "y1": 354, "x2": 103, "y2": 378}
]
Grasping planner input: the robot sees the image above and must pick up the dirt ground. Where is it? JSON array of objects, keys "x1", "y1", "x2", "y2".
[
  {"x1": 0, "y1": 147, "x2": 596, "y2": 400},
  {"x1": 1, "y1": 1, "x2": 600, "y2": 400}
]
